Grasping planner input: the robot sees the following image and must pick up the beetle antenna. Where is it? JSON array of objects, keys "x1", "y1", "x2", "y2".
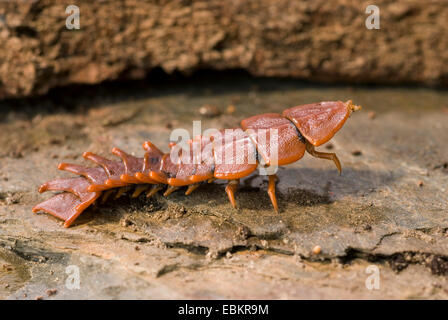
[{"x1": 345, "y1": 100, "x2": 362, "y2": 114}]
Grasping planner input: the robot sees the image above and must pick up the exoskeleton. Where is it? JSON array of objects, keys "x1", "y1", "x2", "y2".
[{"x1": 33, "y1": 100, "x2": 361, "y2": 227}]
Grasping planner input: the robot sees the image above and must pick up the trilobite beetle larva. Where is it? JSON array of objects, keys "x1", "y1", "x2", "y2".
[{"x1": 33, "y1": 100, "x2": 362, "y2": 227}]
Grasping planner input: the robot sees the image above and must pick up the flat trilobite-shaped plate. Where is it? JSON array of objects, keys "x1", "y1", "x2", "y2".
[{"x1": 283, "y1": 101, "x2": 350, "y2": 146}]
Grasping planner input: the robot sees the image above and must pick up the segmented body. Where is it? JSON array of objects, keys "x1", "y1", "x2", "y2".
[{"x1": 33, "y1": 100, "x2": 361, "y2": 227}]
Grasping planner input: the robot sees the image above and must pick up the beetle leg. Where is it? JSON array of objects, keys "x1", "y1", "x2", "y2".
[
  {"x1": 164, "y1": 185, "x2": 179, "y2": 196},
  {"x1": 225, "y1": 179, "x2": 239, "y2": 208},
  {"x1": 185, "y1": 184, "x2": 200, "y2": 195},
  {"x1": 267, "y1": 175, "x2": 279, "y2": 213},
  {"x1": 114, "y1": 186, "x2": 128, "y2": 199},
  {"x1": 101, "y1": 189, "x2": 115, "y2": 204},
  {"x1": 306, "y1": 142, "x2": 342, "y2": 175},
  {"x1": 132, "y1": 184, "x2": 149, "y2": 198},
  {"x1": 147, "y1": 185, "x2": 163, "y2": 198}
]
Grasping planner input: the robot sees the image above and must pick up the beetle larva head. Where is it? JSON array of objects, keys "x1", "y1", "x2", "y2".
[
  {"x1": 282, "y1": 100, "x2": 361, "y2": 147},
  {"x1": 346, "y1": 100, "x2": 362, "y2": 114}
]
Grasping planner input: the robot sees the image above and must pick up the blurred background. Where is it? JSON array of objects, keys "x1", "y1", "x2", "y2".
[
  {"x1": 0, "y1": 0, "x2": 447, "y2": 300},
  {"x1": 0, "y1": 0, "x2": 446, "y2": 99}
]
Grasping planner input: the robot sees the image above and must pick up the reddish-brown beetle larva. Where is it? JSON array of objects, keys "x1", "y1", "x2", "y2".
[{"x1": 33, "y1": 100, "x2": 361, "y2": 227}]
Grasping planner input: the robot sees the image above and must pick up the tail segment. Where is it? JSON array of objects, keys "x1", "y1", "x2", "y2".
[{"x1": 32, "y1": 141, "x2": 185, "y2": 227}]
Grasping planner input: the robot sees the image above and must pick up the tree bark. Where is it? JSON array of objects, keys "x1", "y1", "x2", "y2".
[{"x1": 0, "y1": 0, "x2": 446, "y2": 99}]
